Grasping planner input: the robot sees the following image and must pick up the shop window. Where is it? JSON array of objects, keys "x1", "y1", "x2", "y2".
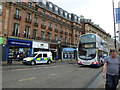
[
  {"x1": 43, "y1": 54, "x2": 47, "y2": 57},
  {"x1": 12, "y1": 23, "x2": 20, "y2": 37}
]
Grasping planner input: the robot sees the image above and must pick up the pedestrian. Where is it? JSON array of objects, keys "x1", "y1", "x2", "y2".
[{"x1": 102, "y1": 49, "x2": 120, "y2": 90}]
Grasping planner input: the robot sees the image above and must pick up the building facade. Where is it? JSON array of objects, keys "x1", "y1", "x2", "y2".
[{"x1": 1, "y1": 1, "x2": 83, "y2": 61}]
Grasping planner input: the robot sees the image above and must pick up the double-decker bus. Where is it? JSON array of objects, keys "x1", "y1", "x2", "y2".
[{"x1": 78, "y1": 33, "x2": 108, "y2": 66}]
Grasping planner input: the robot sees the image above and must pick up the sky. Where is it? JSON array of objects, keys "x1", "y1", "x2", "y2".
[{"x1": 47, "y1": 0, "x2": 120, "y2": 37}]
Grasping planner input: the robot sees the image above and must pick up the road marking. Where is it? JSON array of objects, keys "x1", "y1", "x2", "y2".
[
  {"x1": 48, "y1": 73, "x2": 58, "y2": 76},
  {"x1": 18, "y1": 77, "x2": 36, "y2": 82},
  {"x1": 79, "y1": 68, "x2": 85, "y2": 70},
  {"x1": 11, "y1": 69, "x2": 29, "y2": 71}
]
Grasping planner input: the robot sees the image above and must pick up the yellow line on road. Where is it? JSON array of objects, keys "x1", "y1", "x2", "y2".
[{"x1": 19, "y1": 77, "x2": 36, "y2": 82}]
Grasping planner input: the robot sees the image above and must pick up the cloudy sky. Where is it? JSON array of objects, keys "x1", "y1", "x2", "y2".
[{"x1": 48, "y1": 0, "x2": 120, "y2": 37}]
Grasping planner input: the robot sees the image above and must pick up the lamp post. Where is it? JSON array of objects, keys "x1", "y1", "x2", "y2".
[
  {"x1": 57, "y1": 38, "x2": 62, "y2": 62},
  {"x1": 112, "y1": 0, "x2": 117, "y2": 49}
]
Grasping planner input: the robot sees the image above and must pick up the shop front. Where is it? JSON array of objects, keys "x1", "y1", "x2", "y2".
[
  {"x1": 49, "y1": 44, "x2": 58, "y2": 60},
  {"x1": 7, "y1": 38, "x2": 32, "y2": 61},
  {"x1": 62, "y1": 48, "x2": 76, "y2": 60},
  {"x1": 32, "y1": 41, "x2": 49, "y2": 53}
]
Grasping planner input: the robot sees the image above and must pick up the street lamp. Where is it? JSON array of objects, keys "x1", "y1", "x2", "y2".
[{"x1": 112, "y1": 0, "x2": 117, "y2": 49}]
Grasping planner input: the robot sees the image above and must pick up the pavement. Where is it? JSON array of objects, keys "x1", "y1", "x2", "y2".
[{"x1": 89, "y1": 71, "x2": 120, "y2": 89}]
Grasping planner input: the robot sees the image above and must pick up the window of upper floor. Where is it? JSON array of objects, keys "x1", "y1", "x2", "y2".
[
  {"x1": 26, "y1": 12, "x2": 31, "y2": 19},
  {"x1": 12, "y1": 23, "x2": 20, "y2": 37},
  {"x1": 78, "y1": 17, "x2": 80, "y2": 23},
  {"x1": 48, "y1": 22, "x2": 52, "y2": 27},
  {"x1": 41, "y1": 31, "x2": 45, "y2": 39},
  {"x1": 49, "y1": 3, "x2": 53, "y2": 9},
  {"x1": 16, "y1": 0, "x2": 21, "y2": 3},
  {"x1": 24, "y1": 25, "x2": 30, "y2": 38},
  {"x1": 59, "y1": 8, "x2": 63, "y2": 16},
  {"x1": 55, "y1": 24, "x2": 57, "y2": 28},
  {"x1": 15, "y1": 8, "x2": 20, "y2": 16},
  {"x1": 49, "y1": 13, "x2": 52, "y2": 17},
  {"x1": 33, "y1": 29, "x2": 37, "y2": 39},
  {"x1": 34, "y1": 15, "x2": 38, "y2": 23},
  {"x1": 47, "y1": 32, "x2": 51, "y2": 40},
  {"x1": 68, "y1": 14, "x2": 71, "y2": 20},
  {"x1": 55, "y1": 5, "x2": 58, "y2": 12},
  {"x1": 60, "y1": 26, "x2": 62, "y2": 30},
  {"x1": 42, "y1": 20, "x2": 45, "y2": 25},
  {"x1": 64, "y1": 11, "x2": 68, "y2": 18},
  {"x1": 54, "y1": 34, "x2": 57, "y2": 41},
  {"x1": 65, "y1": 37, "x2": 67, "y2": 42},
  {"x1": 74, "y1": 16, "x2": 77, "y2": 21},
  {"x1": 43, "y1": 10, "x2": 46, "y2": 14},
  {"x1": 28, "y1": 2, "x2": 32, "y2": 7},
  {"x1": 42, "y1": 0, "x2": 46, "y2": 5},
  {"x1": 0, "y1": 4, "x2": 2, "y2": 15}
]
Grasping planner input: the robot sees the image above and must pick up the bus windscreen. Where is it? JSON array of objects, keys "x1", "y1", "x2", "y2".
[
  {"x1": 78, "y1": 43, "x2": 96, "y2": 60},
  {"x1": 80, "y1": 34, "x2": 96, "y2": 43}
]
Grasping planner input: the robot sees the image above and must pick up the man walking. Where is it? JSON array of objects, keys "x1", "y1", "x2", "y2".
[{"x1": 102, "y1": 49, "x2": 120, "y2": 90}]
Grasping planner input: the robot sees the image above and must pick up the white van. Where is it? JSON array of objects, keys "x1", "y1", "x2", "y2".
[{"x1": 22, "y1": 51, "x2": 52, "y2": 65}]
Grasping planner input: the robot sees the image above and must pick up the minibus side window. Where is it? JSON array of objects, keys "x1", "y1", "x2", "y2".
[
  {"x1": 36, "y1": 54, "x2": 42, "y2": 58},
  {"x1": 43, "y1": 54, "x2": 47, "y2": 57}
]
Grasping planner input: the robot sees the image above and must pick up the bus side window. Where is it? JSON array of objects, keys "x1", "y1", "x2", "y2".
[{"x1": 36, "y1": 54, "x2": 42, "y2": 58}]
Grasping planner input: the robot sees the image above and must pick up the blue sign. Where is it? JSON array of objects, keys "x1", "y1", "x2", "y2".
[
  {"x1": 8, "y1": 38, "x2": 32, "y2": 47},
  {"x1": 115, "y1": 8, "x2": 120, "y2": 23},
  {"x1": 62, "y1": 48, "x2": 76, "y2": 52}
]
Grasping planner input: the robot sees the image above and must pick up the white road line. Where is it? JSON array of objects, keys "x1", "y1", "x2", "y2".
[
  {"x1": 18, "y1": 77, "x2": 36, "y2": 82},
  {"x1": 48, "y1": 73, "x2": 58, "y2": 76}
]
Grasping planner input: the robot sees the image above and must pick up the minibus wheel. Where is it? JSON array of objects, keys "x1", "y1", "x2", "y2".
[
  {"x1": 47, "y1": 60, "x2": 51, "y2": 64},
  {"x1": 31, "y1": 61, "x2": 36, "y2": 65}
]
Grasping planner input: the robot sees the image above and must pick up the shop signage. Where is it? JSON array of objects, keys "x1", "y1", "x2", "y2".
[
  {"x1": 62, "y1": 48, "x2": 76, "y2": 52},
  {"x1": 0, "y1": 37, "x2": 4, "y2": 44},
  {"x1": 33, "y1": 41, "x2": 48, "y2": 49},
  {"x1": 8, "y1": 38, "x2": 32, "y2": 47}
]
